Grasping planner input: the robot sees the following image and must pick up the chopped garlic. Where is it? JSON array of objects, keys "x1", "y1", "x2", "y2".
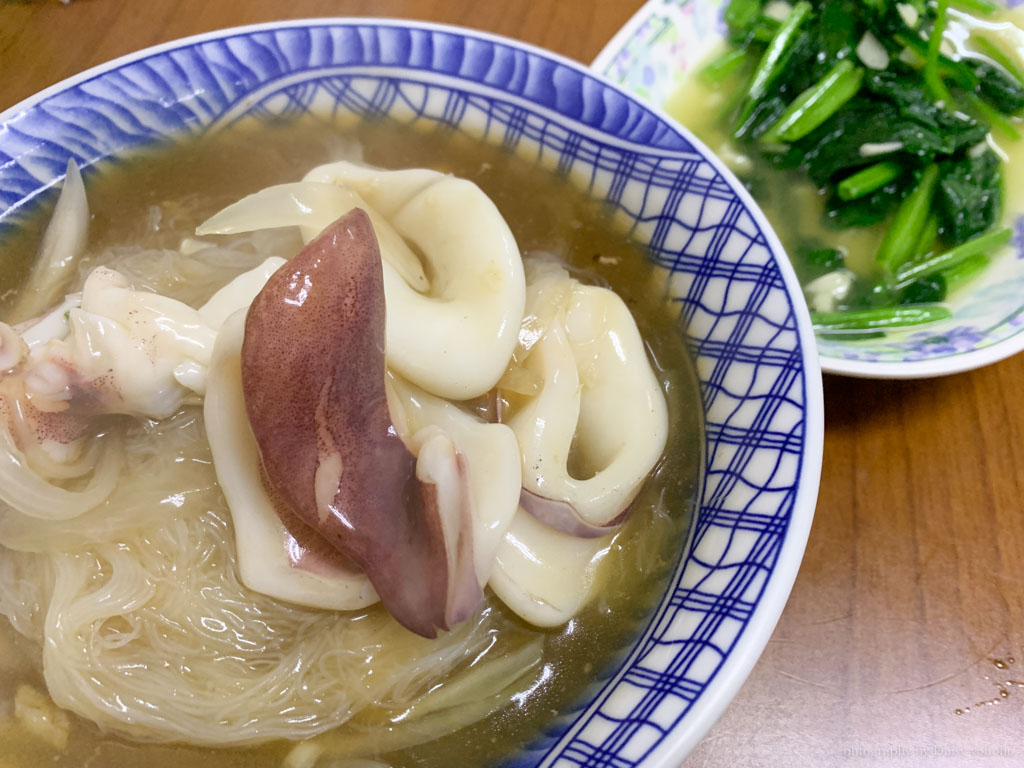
[
  {"x1": 14, "y1": 684, "x2": 70, "y2": 752},
  {"x1": 860, "y1": 141, "x2": 904, "y2": 157},
  {"x1": 968, "y1": 140, "x2": 991, "y2": 159},
  {"x1": 717, "y1": 140, "x2": 754, "y2": 176},
  {"x1": 763, "y1": 1, "x2": 792, "y2": 22},
  {"x1": 985, "y1": 133, "x2": 1010, "y2": 163},
  {"x1": 856, "y1": 31, "x2": 890, "y2": 70},
  {"x1": 897, "y1": 3, "x2": 920, "y2": 28},
  {"x1": 805, "y1": 270, "x2": 854, "y2": 313}
]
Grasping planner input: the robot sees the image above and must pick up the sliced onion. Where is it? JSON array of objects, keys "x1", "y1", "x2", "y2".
[
  {"x1": 393, "y1": 637, "x2": 542, "y2": 722},
  {"x1": 18, "y1": 435, "x2": 101, "y2": 482},
  {"x1": 313, "y1": 639, "x2": 543, "y2": 757},
  {"x1": 9, "y1": 159, "x2": 89, "y2": 324},
  {"x1": 196, "y1": 181, "x2": 428, "y2": 291},
  {"x1": 0, "y1": 422, "x2": 122, "y2": 520}
]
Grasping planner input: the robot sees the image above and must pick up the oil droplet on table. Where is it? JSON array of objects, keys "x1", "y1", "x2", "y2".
[{"x1": 953, "y1": 657, "x2": 1021, "y2": 714}]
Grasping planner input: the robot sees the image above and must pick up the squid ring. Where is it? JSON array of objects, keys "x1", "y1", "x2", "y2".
[
  {"x1": 505, "y1": 260, "x2": 668, "y2": 531},
  {"x1": 197, "y1": 161, "x2": 526, "y2": 401}
]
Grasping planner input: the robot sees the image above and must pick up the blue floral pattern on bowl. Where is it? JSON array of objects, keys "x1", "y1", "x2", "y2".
[
  {"x1": 594, "y1": 0, "x2": 1024, "y2": 378},
  {"x1": 0, "y1": 20, "x2": 823, "y2": 766}
]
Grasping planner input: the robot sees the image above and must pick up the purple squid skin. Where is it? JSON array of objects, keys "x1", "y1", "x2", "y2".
[
  {"x1": 517, "y1": 487, "x2": 626, "y2": 539},
  {"x1": 241, "y1": 208, "x2": 455, "y2": 638}
]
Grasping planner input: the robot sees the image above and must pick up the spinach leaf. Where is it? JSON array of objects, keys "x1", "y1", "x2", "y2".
[
  {"x1": 864, "y1": 70, "x2": 988, "y2": 147},
  {"x1": 863, "y1": 69, "x2": 945, "y2": 128},
  {"x1": 791, "y1": 92, "x2": 986, "y2": 186},
  {"x1": 817, "y1": 0, "x2": 860, "y2": 61},
  {"x1": 899, "y1": 274, "x2": 948, "y2": 304},
  {"x1": 971, "y1": 60, "x2": 1024, "y2": 115},
  {"x1": 936, "y1": 151, "x2": 1002, "y2": 246},
  {"x1": 788, "y1": 242, "x2": 848, "y2": 284},
  {"x1": 826, "y1": 176, "x2": 908, "y2": 228}
]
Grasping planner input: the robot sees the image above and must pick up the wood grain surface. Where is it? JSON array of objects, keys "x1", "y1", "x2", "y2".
[{"x1": 2, "y1": 1, "x2": 1023, "y2": 766}]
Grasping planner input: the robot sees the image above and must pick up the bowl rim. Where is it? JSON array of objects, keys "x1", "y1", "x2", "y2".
[
  {"x1": 592, "y1": 0, "x2": 1024, "y2": 381},
  {"x1": 0, "y1": 17, "x2": 825, "y2": 765},
  {"x1": 820, "y1": 334, "x2": 1024, "y2": 378},
  {"x1": 588, "y1": 11, "x2": 825, "y2": 760}
]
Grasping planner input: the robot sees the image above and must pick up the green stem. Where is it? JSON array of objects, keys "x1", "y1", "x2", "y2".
[
  {"x1": 950, "y1": 0, "x2": 998, "y2": 13},
  {"x1": 751, "y1": 17, "x2": 782, "y2": 43},
  {"x1": 925, "y1": 0, "x2": 952, "y2": 103},
  {"x1": 876, "y1": 165, "x2": 941, "y2": 272},
  {"x1": 811, "y1": 305, "x2": 952, "y2": 332},
  {"x1": 724, "y1": 0, "x2": 761, "y2": 33},
  {"x1": 964, "y1": 91, "x2": 1022, "y2": 140},
  {"x1": 735, "y1": 2, "x2": 813, "y2": 133},
  {"x1": 973, "y1": 36, "x2": 1024, "y2": 90},
  {"x1": 700, "y1": 47, "x2": 750, "y2": 85},
  {"x1": 914, "y1": 214, "x2": 940, "y2": 260},
  {"x1": 836, "y1": 160, "x2": 902, "y2": 201},
  {"x1": 894, "y1": 226, "x2": 1012, "y2": 284},
  {"x1": 943, "y1": 253, "x2": 990, "y2": 289},
  {"x1": 895, "y1": 33, "x2": 978, "y2": 90},
  {"x1": 760, "y1": 59, "x2": 864, "y2": 144}
]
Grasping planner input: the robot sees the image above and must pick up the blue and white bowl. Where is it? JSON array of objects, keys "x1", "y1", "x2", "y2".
[
  {"x1": 0, "y1": 20, "x2": 823, "y2": 766},
  {"x1": 594, "y1": 0, "x2": 1024, "y2": 379}
]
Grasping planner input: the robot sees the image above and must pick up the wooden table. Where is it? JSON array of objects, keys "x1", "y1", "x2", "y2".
[{"x1": 2, "y1": 1, "x2": 1022, "y2": 766}]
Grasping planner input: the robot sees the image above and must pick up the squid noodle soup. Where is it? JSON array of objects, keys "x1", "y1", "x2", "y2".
[{"x1": 0, "y1": 111, "x2": 703, "y2": 768}]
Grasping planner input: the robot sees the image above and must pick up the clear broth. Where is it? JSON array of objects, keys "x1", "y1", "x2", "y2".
[{"x1": 0, "y1": 117, "x2": 703, "y2": 767}]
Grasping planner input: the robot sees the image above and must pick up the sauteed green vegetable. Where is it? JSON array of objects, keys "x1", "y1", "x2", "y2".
[{"x1": 703, "y1": 0, "x2": 1023, "y2": 335}]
